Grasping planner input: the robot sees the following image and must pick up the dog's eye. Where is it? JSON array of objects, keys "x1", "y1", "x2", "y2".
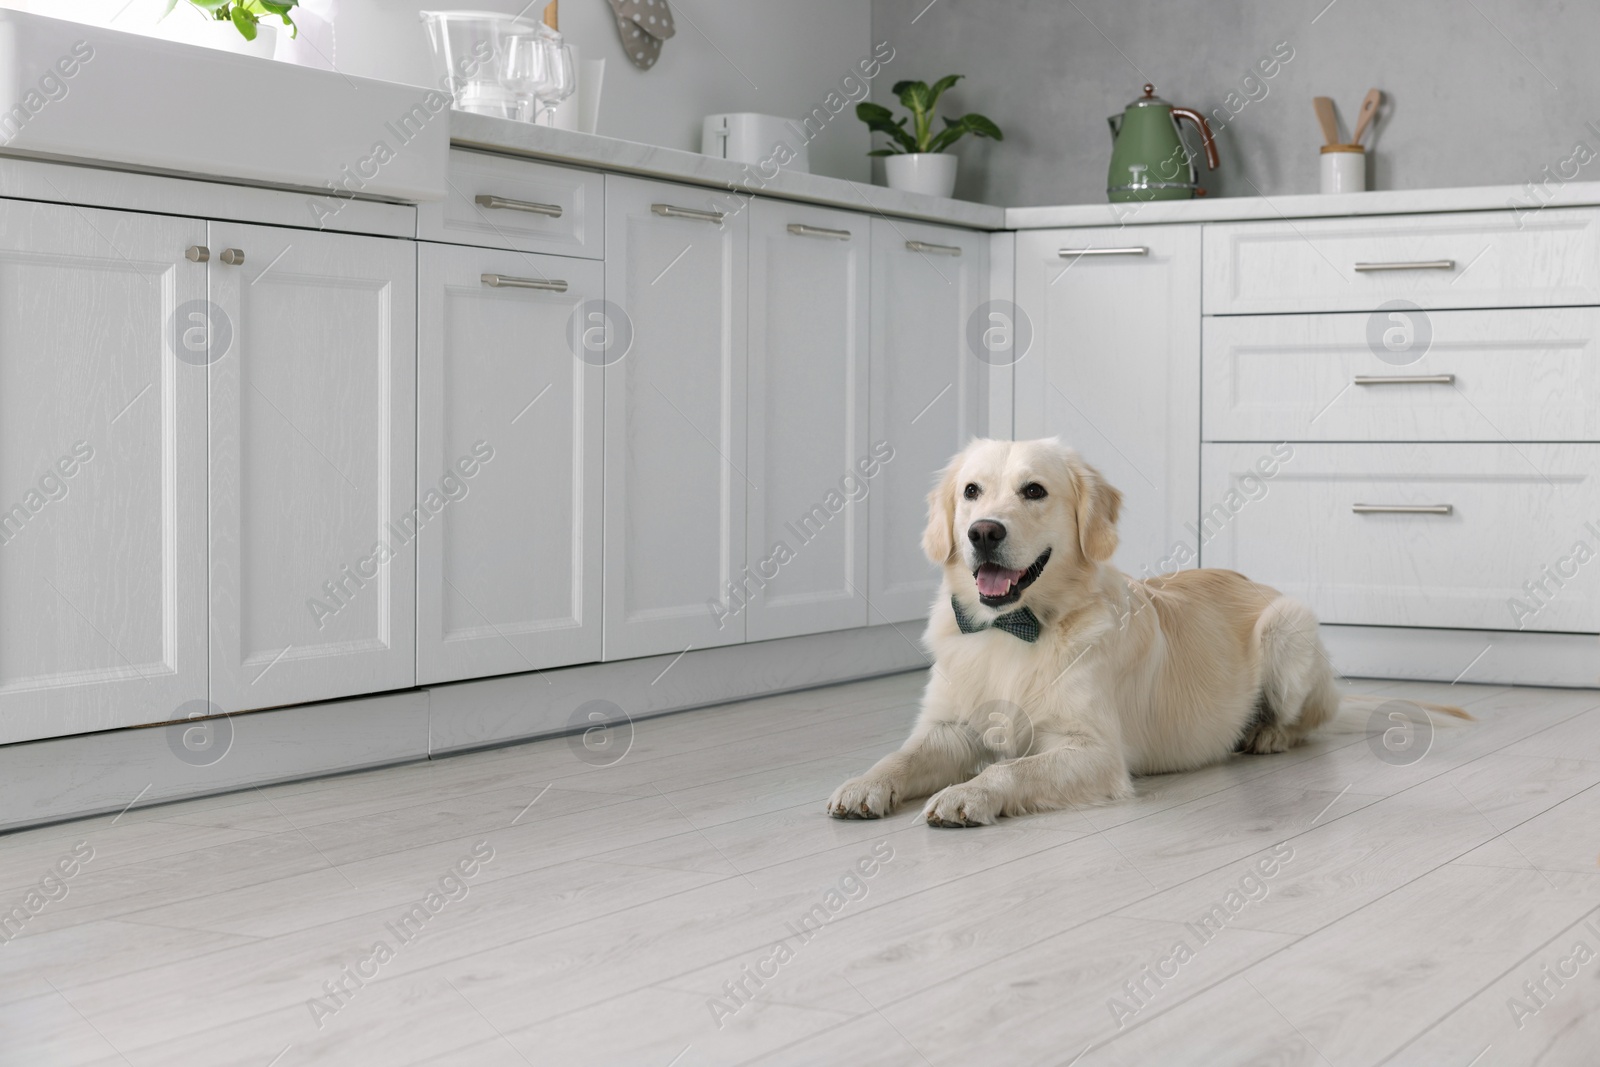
[
  {"x1": 1021, "y1": 482, "x2": 1047, "y2": 500},
  {"x1": 963, "y1": 483, "x2": 981, "y2": 500}
]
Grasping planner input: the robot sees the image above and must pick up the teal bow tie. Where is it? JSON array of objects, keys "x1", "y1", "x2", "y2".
[{"x1": 951, "y1": 595, "x2": 1041, "y2": 643}]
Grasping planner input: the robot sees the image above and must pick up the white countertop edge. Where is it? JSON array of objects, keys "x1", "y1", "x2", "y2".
[
  {"x1": 1004, "y1": 181, "x2": 1600, "y2": 228},
  {"x1": 449, "y1": 113, "x2": 1008, "y2": 230}
]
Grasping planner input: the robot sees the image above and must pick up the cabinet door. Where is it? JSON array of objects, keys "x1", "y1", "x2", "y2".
[
  {"x1": 208, "y1": 223, "x2": 416, "y2": 712},
  {"x1": 602, "y1": 176, "x2": 748, "y2": 660},
  {"x1": 746, "y1": 201, "x2": 869, "y2": 640},
  {"x1": 1015, "y1": 225, "x2": 1201, "y2": 579},
  {"x1": 869, "y1": 218, "x2": 989, "y2": 622},
  {"x1": 1202, "y1": 442, "x2": 1600, "y2": 632},
  {"x1": 0, "y1": 202, "x2": 206, "y2": 745},
  {"x1": 416, "y1": 244, "x2": 604, "y2": 684}
]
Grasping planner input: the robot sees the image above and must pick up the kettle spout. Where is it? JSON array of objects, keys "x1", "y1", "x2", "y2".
[{"x1": 1107, "y1": 114, "x2": 1122, "y2": 141}]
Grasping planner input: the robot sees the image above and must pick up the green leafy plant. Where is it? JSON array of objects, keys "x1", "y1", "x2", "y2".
[
  {"x1": 163, "y1": 0, "x2": 299, "y2": 41},
  {"x1": 856, "y1": 75, "x2": 1003, "y2": 156}
]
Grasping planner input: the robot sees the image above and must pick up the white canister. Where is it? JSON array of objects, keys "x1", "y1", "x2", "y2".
[{"x1": 1320, "y1": 144, "x2": 1366, "y2": 194}]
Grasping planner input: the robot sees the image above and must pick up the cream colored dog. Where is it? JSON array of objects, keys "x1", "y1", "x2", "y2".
[{"x1": 828, "y1": 437, "x2": 1355, "y2": 828}]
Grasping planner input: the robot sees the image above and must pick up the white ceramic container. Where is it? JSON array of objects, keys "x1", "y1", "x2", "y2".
[
  {"x1": 1320, "y1": 144, "x2": 1366, "y2": 194},
  {"x1": 884, "y1": 152, "x2": 958, "y2": 198}
]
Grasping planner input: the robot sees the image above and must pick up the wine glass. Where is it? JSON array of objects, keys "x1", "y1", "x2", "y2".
[
  {"x1": 500, "y1": 31, "x2": 555, "y2": 123},
  {"x1": 534, "y1": 41, "x2": 577, "y2": 126}
]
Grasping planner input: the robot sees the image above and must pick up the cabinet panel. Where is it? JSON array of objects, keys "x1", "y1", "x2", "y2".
[
  {"x1": 868, "y1": 218, "x2": 988, "y2": 622},
  {"x1": 208, "y1": 223, "x2": 416, "y2": 712},
  {"x1": 0, "y1": 202, "x2": 206, "y2": 744},
  {"x1": 603, "y1": 175, "x2": 748, "y2": 659},
  {"x1": 416, "y1": 244, "x2": 603, "y2": 683},
  {"x1": 419, "y1": 149, "x2": 603, "y2": 259},
  {"x1": 1204, "y1": 307, "x2": 1600, "y2": 442},
  {"x1": 746, "y1": 200, "x2": 869, "y2": 640},
  {"x1": 1015, "y1": 225, "x2": 1201, "y2": 578},
  {"x1": 1202, "y1": 443, "x2": 1600, "y2": 633},
  {"x1": 1204, "y1": 208, "x2": 1600, "y2": 314}
]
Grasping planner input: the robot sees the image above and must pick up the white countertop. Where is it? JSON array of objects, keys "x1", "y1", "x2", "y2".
[
  {"x1": 452, "y1": 112, "x2": 1600, "y2": 234},
  {"x1": 0, "y1": 9, "x2": 449, "y2": 203},
  {"x1": 1005, "y1": 181, "x2": 1600, "y2": 229},
  {"x1": 450, "y1": 113, "x2": 1008, "y2": 230}
]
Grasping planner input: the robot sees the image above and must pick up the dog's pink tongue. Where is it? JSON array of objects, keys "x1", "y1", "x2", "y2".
[{"x1": 975, "y1": 563, "x2": 1025, "y2": 597}]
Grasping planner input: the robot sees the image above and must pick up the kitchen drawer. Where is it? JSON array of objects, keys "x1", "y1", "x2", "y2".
[
  {"x1": 1203, "y1": 208, "x2": 1600, "y2": 314},
  {"x1": 1204, "y1": 307, "x2": 1600, "y2": 442},
  {"x1": 1200, "y1": 443, "x2": 1600, "y2": 632},
  {"x1": 418, "y1": 149, "x2": 603, "y2": 258}
]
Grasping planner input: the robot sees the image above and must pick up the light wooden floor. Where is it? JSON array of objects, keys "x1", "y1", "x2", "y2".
[{"x1": 5, "y1": 672, "x2": 1600, "y2": 1066}]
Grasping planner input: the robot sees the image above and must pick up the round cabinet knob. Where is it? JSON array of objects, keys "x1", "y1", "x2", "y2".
[
  {"x1": 220, "y1": 248, "x2": 245, "y2": 266},
  {"x1": 185, "y1": 245, "x2": 210, "y2": 263}
]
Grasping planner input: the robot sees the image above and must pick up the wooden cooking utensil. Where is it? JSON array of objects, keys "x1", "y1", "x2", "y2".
[
  {"x1": 1313, "y1": 96, "x2": 1340, "y2": 145},
  {"x1": 1351, "y1": 88, "x2": 1382, "y2": 145}
]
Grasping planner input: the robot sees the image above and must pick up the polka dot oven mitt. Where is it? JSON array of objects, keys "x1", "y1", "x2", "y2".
[{"x1": 608, "y1": 0, "x2": 675, "y2": 70}]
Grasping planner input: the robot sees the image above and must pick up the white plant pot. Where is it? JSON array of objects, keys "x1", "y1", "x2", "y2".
[
  {"x1": 152, "y1": 13, "x2": 279, "y2": 60},
  {"x1": 884, "y1": 153, "x2": 958, "y2": 198}
]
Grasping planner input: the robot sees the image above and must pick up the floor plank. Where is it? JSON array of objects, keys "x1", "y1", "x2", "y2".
[{"x1": 6, "y1": 669, "x2": 1599, "y2": 1066}]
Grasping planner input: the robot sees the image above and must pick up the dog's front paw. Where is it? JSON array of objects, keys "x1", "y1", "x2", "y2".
[
  {"x1": 827, "y1": 775, "x2": 898, "y2": 819},
  {"x1": 922, "y1": 784, "x2": 999, "y2": 828}
]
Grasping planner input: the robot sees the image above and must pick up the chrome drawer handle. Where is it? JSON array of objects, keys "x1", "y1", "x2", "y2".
[
  {"x1": 481, "y1": 273, "x2": 569, "y2": 293},
  {"x1": 474, "y1": 194, "x2": 563, "y2": 218},
  {"x1": 906, "y1": 240, "x2": 962, "y2": 256},
  {"x1": 787, "y1": 223, "x2": 851, "y2": 240},
  {"x1": 652, "y1": 203, "x2": 725, "y2": 224},
  {"x1": 185, "y1": 245, "x2": 210, "y2": 263},
  {"x1": 1353, "y1": 259, "x2": 1455, "y2": 272},
  {"x1": 1354, "y1": 374, "x2": 1455, "y2": 385},
  {"x1": 1352, "y1": 503, "x2": 1454, "y2": 515},
  {"x1": 1059, "y1": 246, "x2": 1147, "y2": 257},
  {"x1": 220, "y1": 248, "x2": 245, "y2": 266}
]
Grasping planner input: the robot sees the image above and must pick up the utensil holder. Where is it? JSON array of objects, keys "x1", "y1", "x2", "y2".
[{"x1": 1320, "y1": 144, "x2": 1366, "y2": 194}]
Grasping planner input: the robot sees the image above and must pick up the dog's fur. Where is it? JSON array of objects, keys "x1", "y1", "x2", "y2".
[{"x1": 827, "y1": 438, "x2": 1458, "y2": 828}]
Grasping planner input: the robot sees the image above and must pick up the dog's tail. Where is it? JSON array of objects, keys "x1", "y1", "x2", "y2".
[{"x1": 1317, "y1": 692, "x2": 1474, "y2": 734}]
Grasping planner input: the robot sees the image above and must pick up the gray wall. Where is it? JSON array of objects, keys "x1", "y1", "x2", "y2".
[
  {"x1": 872, "y1": 0, "x2": 1595, "y2": 206},
  {"x1": 333, "y1": 0, "x2": 876, "y2": 182}
]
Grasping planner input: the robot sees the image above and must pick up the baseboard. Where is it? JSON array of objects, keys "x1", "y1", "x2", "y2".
[
  {"x1": 424, "y1": 621, "x2": 933, "y2": 754},
  {"x1": 0, "y1": 622, "x2": 931, "y2": 834},
  {"x1": 0, "y1": 690, "x2": 431, "y2": 834},
  {"x1": 22, "y1": 619, "x2": 1580, "y2": 835},
  {"x1": 1323, "y1": 624, "x2": 1600, "y2": 688}
]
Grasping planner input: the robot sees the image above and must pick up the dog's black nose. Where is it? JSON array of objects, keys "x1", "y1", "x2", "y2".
[{"x1": 968, "y1": 520, "x2": 1007, "y2": 547}]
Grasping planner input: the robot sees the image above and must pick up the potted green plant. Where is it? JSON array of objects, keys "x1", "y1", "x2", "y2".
[
  {"x1": 856, "y1": 75, "x2": 1002, "y2": 198},
  {"x1": 158, "y1": 0, "x2": 299, "y2": 59}
]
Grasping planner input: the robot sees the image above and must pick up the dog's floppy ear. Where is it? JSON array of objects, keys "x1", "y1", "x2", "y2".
[
  {"x1": 921, "y1": 459, "x2": 961, "y2": 565},
  {"x1": 1073, "y1": 458, "x2": 1123, "y2": 563}
]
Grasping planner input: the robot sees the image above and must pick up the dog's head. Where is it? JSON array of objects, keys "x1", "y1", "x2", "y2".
[{"x1": 923, "y1": 438, "x2": 1122, "y2": 611}]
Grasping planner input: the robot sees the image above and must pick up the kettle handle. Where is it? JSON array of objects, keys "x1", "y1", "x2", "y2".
[{"x1": 1170, "y1": 107, "x2": 1219, "y2": 170}]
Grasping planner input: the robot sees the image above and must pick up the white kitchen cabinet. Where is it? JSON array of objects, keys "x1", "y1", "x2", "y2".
[
  {"x1": 416, "y1": 244, "x2": 604, "y2": 684},
  {"x1": 1202, "y1": 442, "x2": 1600, "y2": 633},
  {"x1": 419, "y1": 150, "x2": 604, "y2": 259},
  {"x1": 208, "y1": 222, "x2": 417, "y2": 713},
  {"x1": 1203, "y1": 307, "x2": 1600, "y2": 443},
  {"x1": 0, "y1": 201, "x2": 207, "y2": 745},
  {"x1": 1204, "y1": 208, "x2": 1600, "y2": 315},
  {"x1": 868, "y1": 218, "x2": 989, "y2": 622},
  {"x1": 745, "y1": 200, "x2": 870, "y2": 640},
  {"x1": 1015, "y1": 225, "x2": 1201, "y2": 578},
  {"x1": 602, "y1": 175, "x2": 748, "y2": 660}
]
